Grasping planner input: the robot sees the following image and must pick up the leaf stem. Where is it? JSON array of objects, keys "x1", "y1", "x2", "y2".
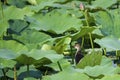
[
  {"x1": 0, "y1": 2, "x2": 4, "y2": 18},
  {"x1": 27, "y1": 64, "x2": 29, "y2": 77},
  {"x1": 83, "y1": 9, "x2": 94, "y2": 50},
  {"x1": 2, "y1": 68, "x2": 7, "y2": 80},
  {"x1": 81, "y1": 37, "x2": 84, "y2": 49},
  {"x1": 89, "y1": 33, "x2": 94, "y2": 49},
  {"x1": 14, "y1": 66, "x2": 17, "y2": 80},
  {"x1": 57, "y1": 61, "x2": 62, "y2": 71},
  {"x1": 70, "y1": 42, "x2": 74, "y2": 64}
]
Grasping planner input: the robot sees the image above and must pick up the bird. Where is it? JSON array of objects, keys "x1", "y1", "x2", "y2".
[{"x1": 74, "y1": 43, "x2": 84, "y2": 64}]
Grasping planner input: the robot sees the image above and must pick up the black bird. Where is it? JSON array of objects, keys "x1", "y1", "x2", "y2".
[{"x1": 74, "y1": 43, "x2": 84, "y2": 64}]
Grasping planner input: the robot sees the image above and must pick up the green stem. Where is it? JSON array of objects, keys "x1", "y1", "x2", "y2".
[
  {"x1": 84, "y1": 10, "x2": 89, "y2": 27},
  {"x1": 14, "y1": 66, "x2": 17, "y2": 80},
  {"x1": 81, "y1": 37, "x2": 84, "y2": 49},
  {"x1": 27, "y1": 64, "x2": 29, "y2": 77},
  {"x1": 103, "y1": 48, "x2": 106, "y2": 55},
  {"x1": 0, "y1": 2, "x2": 4, "y2": 18},
  {"x1": 83, "y1": 10, "x2": 94, "y2": 50},
  {"x1": 70, "y1": 42, "x2": 74, "y2": 64},
  {"x1": 57, "y1": 61, "x2": 62, "y2": 71},
  {"x1": 2, "y1": 69, "x2": 7, "y2": 80},
  {"x1": 116, "y1": 50, "x2": 119, "y2": 59},
  {"x1": 89, "y1": 33, "x2": 94, "y2": 49}
]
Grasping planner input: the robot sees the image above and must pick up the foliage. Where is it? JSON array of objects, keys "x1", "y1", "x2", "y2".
[{"x1": 0, "y1": 0, "x2": 120, "y2": 80}]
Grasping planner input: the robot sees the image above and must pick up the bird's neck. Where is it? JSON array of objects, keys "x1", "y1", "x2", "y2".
[{"x1": 75, "y1": 46, "x2": 81, "y2": 52}]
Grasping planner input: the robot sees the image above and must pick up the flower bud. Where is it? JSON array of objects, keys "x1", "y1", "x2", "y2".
[{"x1": 80, "y1": 3, "x2": 84, "y2": 11}]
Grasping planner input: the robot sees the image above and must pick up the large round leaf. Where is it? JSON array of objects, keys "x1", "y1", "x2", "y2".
[
  {"x1": 53, "y1": 37, "x2": 71, "y2": 54},
  {"x1": 0, "y1": 49, "x2": 17, "y2": 59},
  {"x1": 76, "y1": 51, "x2": 102, "y2": 69},
  {"x1": 96, "y1": 75, "x2": 120, "y2": 80},
  {"x1": 13, "y1": 30, "x2": 51, "y2": 44},
  {"x1": 0, "y1": 40, "x2": 28, "y2": 53},
  {"x1": 94, "y1": 10, "x2": 120, "y2": 38},
  {"x1": 0, "y1": 58, "x2": 16, "y2": 68},
  {"x1": 30, "y1": 0, "x2": 57, "y2": 12},
  {"x1": 76, "y1": 56, "x2": 119, "y2": 77},
  {"x1": 29, "y1": 13, "x2": 82, "y2": 34},
  {"x1": 26, "y1": 49, "x2": 63, "y2": 63},
  {"x1": 8, "y1": 20, "x2": 28, "y2": 34},
  {"x1": 92, "y1": 0, "x2": 117, "y2": 9},
  {"x1": 0, "y1": 6, "x2": 33, "y2": 36},
  {"x1": 42, "y1": 69, "x2": 91, "y2": 80},
  {"x1": 95, "y1": 37, "x2": 120, "y2": 51},
  {"x1": 16, "y1": 49, "x2": 63, "y2": 65},
  {"x1": 71, "y1": 26, "x2": 96, "y2": 40}
]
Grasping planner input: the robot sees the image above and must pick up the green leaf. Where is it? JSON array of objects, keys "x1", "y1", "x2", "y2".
[
  {"x1": 13, "y1": 30, "x2": 51, "y2": 45},
  {"x1": 0, "y1": 49, "x2": 17, "y2": 59},
  {"x1": 48, "y1": 59, "x2": 71, "y2": 71},
  {"x1": 0, "y1": 6, "x2": 33, "y2": 20},
  {"x1": 0, "y1": 58, "x2": 16, "y2": 68},
  {"x1": 24, "y1": 77, "x2": 37, "y2": 80},
  {"x1": 94, "y1": 10, "x2": 120, "y2": 38},
  {"x1": 0, "y1": 6, "x2": 33, "y2": 36},
  {"x1": 30, "y1": 0, "x2": 57, "y2": 12},
  {"x1": 110, "y1": 9, "x2": 120, "y2": 38},
  {"x1": 94, "y1": 37, "x2": 120, "y2": 51},
  {"x1": 29, "y1": 13, "x2": 81, "y2": 34},
  {"x1": 26, "y1": 49, "x2": 63, "y2": 63},
  {"x1": 27, "y1": 0, "x2": 37, "y2": 5},
  {"x1": 9, "y1": 20, "x2": 28, "y2": 33},
  {"x1": 92, "y1": 0, "x2": 117, "y2": 9},
  {"x1": 16, "y1": 49, "x2": 63, "y2": 65},
  {"x1": 0, "y1": 20, "x2": 8, "y2": 37},
  {"x1": 96, "y1": 75, "x2": 120, "y2": 80},
  {"x1": 76, "y1": 51, "x2": 102, "y2": 69},
  {"x1": 94, "y1": 11, "x2": 114, "y2": 36},
  {"x1": 42, "y1": 69, "x2": 91, "y2": 80},
  {"x1": 78, "y1": 65, "x2": 116, "y2": 77},
  {"x1": 0, "y1": 69, "x2": 4, "y2": 77},
  {"x1": 7, "y1": 0, "x2": 27, "y2": 8},
  {"x1": 0, "y1": 40, "x2": 28, "y2": 53},
  {"x1": 53, "y1": 37, "x2": 71, "y2": 54},
  {"x1": 16, "y1": 54, "x2": 36, "y2": 65},
  {"x1": 71, "y1": 26, "x2": 96, "y2": 40},
  {"x1": 76, "y1": 56, "x2": 118, "y2": 77}
]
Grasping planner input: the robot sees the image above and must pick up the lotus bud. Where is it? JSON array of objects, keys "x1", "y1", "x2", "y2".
[{"x1": 80, "y1": 3, "x2": 84, "y2": 11}]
